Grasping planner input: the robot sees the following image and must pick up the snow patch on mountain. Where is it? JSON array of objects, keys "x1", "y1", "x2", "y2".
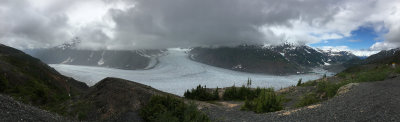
[
  {"x1": 279, "y1": 52, "x2": 285, "y2": 56},
  {"x1": 304, "y1": 49, "x2": 311, "y2": 54},
  {"x1": 61, "y1": 57, "x2": 74, "y2": 64},
  {"x1": 316, "y1": 46, "x2": 379, "y2": 57},
  {"x1": 98, "y1": 51, "x2": 105, "y2": 65}
]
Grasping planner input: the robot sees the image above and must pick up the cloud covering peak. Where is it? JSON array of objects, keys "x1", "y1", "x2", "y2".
[{"x1": 0, "y1": 0, "x2": 399, "y2": 50}]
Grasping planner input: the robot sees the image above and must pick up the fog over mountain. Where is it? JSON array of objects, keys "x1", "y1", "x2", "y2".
[{"x1": 1, "y1": 0, "x2": 399, "y2": 51}]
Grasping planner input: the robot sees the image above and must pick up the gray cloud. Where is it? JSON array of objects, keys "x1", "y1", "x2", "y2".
[
  {"x1": 0, "y1": 0, "x2": 399, "y2": 50},
  {"x1": 0, "y1": 0, "x2": 73, "y2": 49},
  {"x1": 110, "y1": 0, "x2": 268, "y2": 49},
  {"x1": 107, "y1": 0, "x2": 344, "y2": 49}
]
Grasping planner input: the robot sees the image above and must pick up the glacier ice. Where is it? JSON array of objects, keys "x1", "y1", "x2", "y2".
[{"x1": 50, "y1": 49, "x2": 334, "y2": 96}]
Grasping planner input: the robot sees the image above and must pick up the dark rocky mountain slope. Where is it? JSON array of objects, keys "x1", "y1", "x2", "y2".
[
  {"x1": 189, "y1": 45, "x2": 301, "y2": 75},
  {"x1": 27, "y1": 39, "x2": 165, "y2": 70},
  {"x1": 364, "y1": 48, "x2": 400, "y2": 64},
  {"x1": 189, "y1": 44, "x2": 359, "y2": 75}
]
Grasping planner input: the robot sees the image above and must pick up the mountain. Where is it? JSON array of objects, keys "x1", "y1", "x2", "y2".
[
  {"x1": 189, "y1": 44, "x2": 360, "y2": 75},
  {"x1": 270, "y1": 44, "x2": 358, "y2": 67},
  {"x1": 364, "y1": 48, "x2": 400, "y2": 64},
  {"x1": 26, "y1": 38, "x2": 165, "y2": 70},
  {"x1": 189, "y1": 45, "x2": 302, "y2": 75}
]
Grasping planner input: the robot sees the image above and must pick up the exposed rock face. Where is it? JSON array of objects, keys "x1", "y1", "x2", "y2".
[
  {"x1": 79, "y1": 77, "x2": 174, "y2": 121},
  {"x1": 337, "y1": 83, "x2": 359, "y2": 96}
]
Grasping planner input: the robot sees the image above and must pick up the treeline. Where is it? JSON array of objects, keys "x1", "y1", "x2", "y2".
[
  {"x1": 184, "y1": 79, "x2": 283, "y2": 113},
  {"x1": 184, "y1": 85, "x2": 219, "y2": 101}
]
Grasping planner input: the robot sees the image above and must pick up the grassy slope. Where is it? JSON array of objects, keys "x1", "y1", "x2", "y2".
[
  {"x1": 287, "y1": 63, "x2": 400, "y2": 108},
  {"x1": 0, "y1": 44, "x2": 88, "y2": 115}
]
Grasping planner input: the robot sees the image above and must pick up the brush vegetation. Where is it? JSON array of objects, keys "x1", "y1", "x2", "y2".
[
  {"x1": 295, "y1": 64, "x2": 400, "y2": 107},
  {"x1": 240, "y1": 88, "x2": 283, "y2": 113},
  {"x1": 140, "y1": 95, "x2": 210, "y2": 122}
]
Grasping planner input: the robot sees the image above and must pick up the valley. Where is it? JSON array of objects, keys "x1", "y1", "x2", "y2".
[
  {"x1": 49, "y1": 48, "x2": 334, "y2": 96},
  {"x1": 2, "y1": 1, "x2": 399, "y2": 121}
]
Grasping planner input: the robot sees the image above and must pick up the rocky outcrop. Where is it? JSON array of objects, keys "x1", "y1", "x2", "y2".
[{"x1": 337, "y1": 83, "x2": 359, "y2": 96}]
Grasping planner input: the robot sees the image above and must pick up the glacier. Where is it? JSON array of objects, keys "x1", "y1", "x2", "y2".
[{"x1": 50, "y1": 48, "x2": 334, "y2": 96}]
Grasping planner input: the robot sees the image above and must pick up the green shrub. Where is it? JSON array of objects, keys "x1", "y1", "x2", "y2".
[
  {"x1": 246, "y1": 78, "x2": 252, "y2": 87},
  {"x1": 316, "y1": 81, "x2": 341, "y2": 98},
  {"x1": 240, "y1": 88, "x2": 283, "y2": 113},
  {"x1": 222, "y1": 85, "x2": 238, "y2": 100},
  {"x1": 298, "y1": 80, "x2": 317, "y2": 87},
  {"x1": 140, "y1": 95, "x2": 210, "y2": 122},
  {"x1": 223, "y1": 85, "x2": 263, "y2": 101},
  {"x1": 0, "y1": 76, "x2": 9, "y2": 92},
  {"x1": 184, "y1": 85, "x2": 218, "y2": 101},
  {"x1": 212, "y1": 87, "x2": 219, "y2": 100},
  {"x1": 68, "y1": 100, "x2": 93, "y2": 120},
  {"x1": 295, "y1": 93, "x2": 320, "y2": 107}
]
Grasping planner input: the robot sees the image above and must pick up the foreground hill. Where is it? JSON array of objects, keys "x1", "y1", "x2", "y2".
[
  {"x1": 0, "y1": 77, "x2": 176, "y2": 121},
  {"x1": 197, "y1": 52, "x2": 400, "y2": 121},
  {"x1": 76, "y1": 77, "x2": 174, "y2": 121},
  {"x1": 0, "y1": 44, "x2": 88, "y2": 111},
  {"x1": 189, "y1": 44, "x2": 359, "y2": 75},
  {"x1": 202, "y1": 76, "x2": 400, "y2": 121},
  {"x1": 0, "y1": 94, "x2": 67, "y2": 121},
  {"x1": 0, "y1": 44, "x2": 178, "y2": 121}
]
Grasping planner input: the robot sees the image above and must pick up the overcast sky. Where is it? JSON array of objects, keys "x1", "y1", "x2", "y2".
[{"x1": 0, "y1": 0, "x2": 399, "y2": 53}]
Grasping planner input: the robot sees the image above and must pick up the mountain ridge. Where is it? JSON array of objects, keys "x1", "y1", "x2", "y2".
[
  {"x1": 189, "y1": 44, "x2": 360, "y2": 75},
  {"x1": 26, "y1": 40, "x2": 166, "y2": 70}
]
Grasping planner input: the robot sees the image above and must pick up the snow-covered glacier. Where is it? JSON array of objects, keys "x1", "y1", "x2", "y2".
[{"x1": 50, "y1": 48, "x2": 334, "y2": 96}]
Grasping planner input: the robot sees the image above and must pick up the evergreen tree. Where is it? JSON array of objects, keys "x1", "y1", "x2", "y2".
[{"x1": 297, "y1": 78, "x2": 302, "y2": 86}]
